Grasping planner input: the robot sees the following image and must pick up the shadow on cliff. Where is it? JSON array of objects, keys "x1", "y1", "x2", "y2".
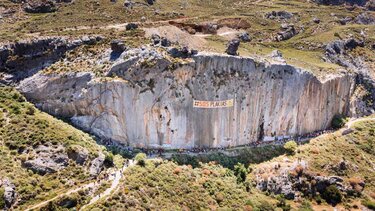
[{"x1": 170, "y1": 145, "x2": 288, "y2": 170}]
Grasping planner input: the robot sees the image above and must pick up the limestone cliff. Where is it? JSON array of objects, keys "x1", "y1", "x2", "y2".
[{"x1": 19, "y1": 50, "x2": 356, "y2": 149}]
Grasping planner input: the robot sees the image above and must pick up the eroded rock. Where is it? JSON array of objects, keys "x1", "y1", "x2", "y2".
[
  {"x1": 225, "y1": 39, "x2": 240, "y2": 55},
  {"x1": 1, "y1": 178, "x2": 17, "y2": 209},
  {"x1": 23, "y1": 0, "x2": 57, "y2": 13}
]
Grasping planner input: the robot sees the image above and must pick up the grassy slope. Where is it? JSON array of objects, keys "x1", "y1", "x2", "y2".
[
  {"x1": 1, "y1": 0, "x2": 374, "y2": 76},
  {"x1": 0, "y1": 86, "x2": 106, "y2": 210}
]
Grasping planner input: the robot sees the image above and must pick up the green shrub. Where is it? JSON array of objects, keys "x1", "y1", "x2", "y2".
[
  {"x1": 298, "y1": 200, "x2": 313, "y2": 211},
  {"x1": 362, "y1": 200, "x2": 375, "y2": 210},
  {"x1": 276, "y1": 194, "x2": 291, "y2": 211},
  {"x1": 0, "y1": 187, "x2": 5, "y2": 209},
  {"x1": 104, "y1": 152, "x2": 114, "y2": 167},
  {"x1": 331, "y1": 114, "x2": 347, "y2": 129},
  {"x1": 135, "y1": 153, "x2": 147, "y2": 167},
  {"x1": 234, "y1": 163, "x2": 248, "y2": 183},
  {"x1": 284, "y1": 141, "x2": 297, "y2": 155},
  {"x1": 322, "y1": 185, "x2": 342, "y2": 205},
  {"x1": 256, "y1": 200, "x2": 275, "y2": 211}
]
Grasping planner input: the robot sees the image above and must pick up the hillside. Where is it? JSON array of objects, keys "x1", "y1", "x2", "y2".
[
  {"x1": 84, "y1": 117, "x2": 375, "y2": 211},
  {"x1": 0, "y1": 86, "x2": 120, "y2": 210},
  {"x1": 0, "y1": 0, "x2": 375, "y2": 210}
]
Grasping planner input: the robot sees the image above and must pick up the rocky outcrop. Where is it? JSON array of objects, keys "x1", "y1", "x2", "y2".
[
  {"x1": 1, "y1": 178, "x2": 17, "y2": 209},
  {"x1": 67, "y1": 145, "x2": 89, "y2": 165},
  {"x1": 325, "y1": 38, "x2": 365, "y2": 70},
  {"x1": 0, "y1": 36, "x2": 102, "y2": 84},
  {"x1": 313, "y1": 0, "x2": 368, "y2": 6},
  {"x1": 254, "y1": 160, "x2": 361, "y2": 204},
  {"x1": 22, "y1": 145, "x2": 69, "y2": 175},
  {"x1": 18, "y1": 49, "x2": 357, "y2": 149},
  {"x1": 23, "y1": 0, "x2": 57, "y2": 13},
  {"x1": 265, "y1": 11, "x2": 293, "y2": 20},
  {"x1": 89, "y1": 153, "x2": 105, "y2": 177},
  {"x1": 225, "y1": 39, "x2": 240, "y2": 55}
]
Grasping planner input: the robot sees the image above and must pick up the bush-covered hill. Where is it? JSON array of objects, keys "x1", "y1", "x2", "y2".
[{"x1": 0, "y1": 86, "x2": 113, "y2": 210}]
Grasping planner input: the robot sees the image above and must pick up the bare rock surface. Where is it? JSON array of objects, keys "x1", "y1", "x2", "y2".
[
  {"x1": 89, "y1": 153, "x2": 105, "y2": 177},
  {"x1": 18, "y1": 49, "x2": 357, "y2": 149},
  {"x1": 22, "y1": 145, "x2": 69, "y2": 175}
]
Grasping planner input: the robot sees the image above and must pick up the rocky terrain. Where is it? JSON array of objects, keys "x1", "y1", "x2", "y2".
[{"x1": 0, "y1": 0, "x2": 375, "y2": 210}]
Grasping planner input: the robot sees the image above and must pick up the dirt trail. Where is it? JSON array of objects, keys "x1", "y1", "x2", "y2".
[
  {"x1": 25, "y1": 160, "x2": 135, "y2": 211},
  {"x1": 81, "y1": 160, "x2": 135, "y2": 210},
  {"x1": 25, "y1": 182, "x2": 96, "y2": 211}
]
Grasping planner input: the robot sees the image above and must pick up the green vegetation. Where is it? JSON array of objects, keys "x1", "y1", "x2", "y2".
[
  {"x1": 0, "y1": 187, "x2": 5, "y2": 209},
  {"x1": 331, "y1": 114, "x2": 348, "y2": 129},
  {"x1": 284, "y1": 140, "x2": 298, "y2": 155},
  {"x1": 171, "y1": 145, "x2": 286, "y2": 169},
  {"x1": 0, "y1": 87, "x2": 107, "y2": 210},
  {"x1": 90, "y1": 160, "x2": 275, "y2": 210},
  {"x1": 134, "y1": 153, "x2": 147, "y2": 167},
  {"x1": 322, "y1": 185, "x2": 342, "y2": 205}
]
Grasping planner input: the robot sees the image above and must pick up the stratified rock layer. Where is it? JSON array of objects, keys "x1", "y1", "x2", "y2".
[{"x1": 19, "y1": 52, "x2": 355, "y2": 149}]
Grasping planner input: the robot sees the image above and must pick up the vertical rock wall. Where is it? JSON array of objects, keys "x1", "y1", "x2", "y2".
[{"x1": 19, "y1": 53, "x2": 355, "y2": 148}]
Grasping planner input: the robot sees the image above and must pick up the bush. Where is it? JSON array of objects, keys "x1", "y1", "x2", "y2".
[
  {"x1": 331, "y1": 114, "x2": 347, "y2": 129},
  {"x1": 0, "y1": 188, "x2": 5, "y2": 209},
  {"x1": 298, "y1": 200, "x2": 313, "y2": 211},
  {"x1": 276, "y1": 194, "x2": 291, "y2": 211},
  {"x1": 322, "y1": 185, "x2": 342, "y2": 205},
  {"x1": 362, "y1": 200, "x2": 375, "y2": 210},
  {"x1": 104, "y1": 152, "x2": 114, "y2": 167},
  {"x1": 284, "y1": 141, "x2": 297, "y2": 155},
  {"x1": 135, "y1": 153, "x2": 147, "y2": 167},
  {"x1": 234, "y1": 163, "x2": 248, "y2": 183}
]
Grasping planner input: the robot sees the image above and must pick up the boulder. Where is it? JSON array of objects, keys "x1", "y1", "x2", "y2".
[
  {"x1": 23, "y1": 0, "x2": 57, "y2": 13},
  {"x1": 89, "y1": 153, "x2": 105, "y2": 177},
  {"x1": 110, "y1": 39, "x2": 126, "y2": 53},
  {"x1": 225, "y1": 39, "x2": 240, "y2": 56},
  {"x1": 126, "y1": 23, "x2": 138, "y2": 30},
  {"x1": 238, "y1": 32, "x2": 251, "y2": 42},
  {"x1": 338, "y1": 17, "x2": 352, "y2": 25},
  {"x1": 124, "y1": 0, "x2": 133, "y2": 9},
  {"x1": 146, "y1": 0, "x2": 155, "y2": 5},
  {"x1": 265, "y1": 10, "x2": 293, "y2": 20},
  {"x1": 67, "y1": 145, "x2": 89, "y2": 165},
  {"x1": 366, "y1": 0, "x2": 375, "y2": 10},
  {"x1": 168, "y1": 46, "x2": 196, "y2": 58},
  {"x1": 276, "y1": 24, "x2": 297, "y2": 41},
  {"x1": 2, "y1": 178, "x2": 17, "y2": 209},
  {"x1": 160, "y1": 37, "x2": 171, "y2": 47},
  {"x1": 313, "y1": 17, "x2": 321, "y2": 23},
  {"x1": 355, "y1": 12, "x2": 375, "y2": 25}
]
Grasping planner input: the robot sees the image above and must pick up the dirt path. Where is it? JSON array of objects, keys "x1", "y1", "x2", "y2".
[
  {"x1": 80, "y1": 160, "x2": 135, "y2": 210},
  {"x1": 346, "y1": 117, "x2": 375, "y2": 129},
  {"x1": 25, "y1": 160, "x2": 135, "y2": 211},
  {"x1": 25, "y1": 182, "x2": 96, "y2": 211}
]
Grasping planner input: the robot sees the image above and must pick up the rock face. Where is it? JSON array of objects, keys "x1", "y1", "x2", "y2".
[
  {"x1": 325, "y1": 38, "x2": 365, "y2": 69},
  {"x1": 19, "y1": 50, "x2": 356, "y2": 149},
  {"x1": 0, "y1": 36, "x2": 100, "y2": 84}
]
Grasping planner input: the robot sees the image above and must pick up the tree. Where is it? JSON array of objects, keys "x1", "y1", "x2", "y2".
[
  {"x1": 331, "y1": 114, "x2": 347, "y2": 129},
  {"x1": 284, "y1": 141, "x2": 297, "y2": 155},
  {"x1": 234, "y1": 163, "x2": 248, "y2": 183},
  {"x1": 135, "y1": 153, "x2": 147, "y2": 167},
  {"x1": 322, "y1": 185, "x2": 342, "y2": 205}
]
